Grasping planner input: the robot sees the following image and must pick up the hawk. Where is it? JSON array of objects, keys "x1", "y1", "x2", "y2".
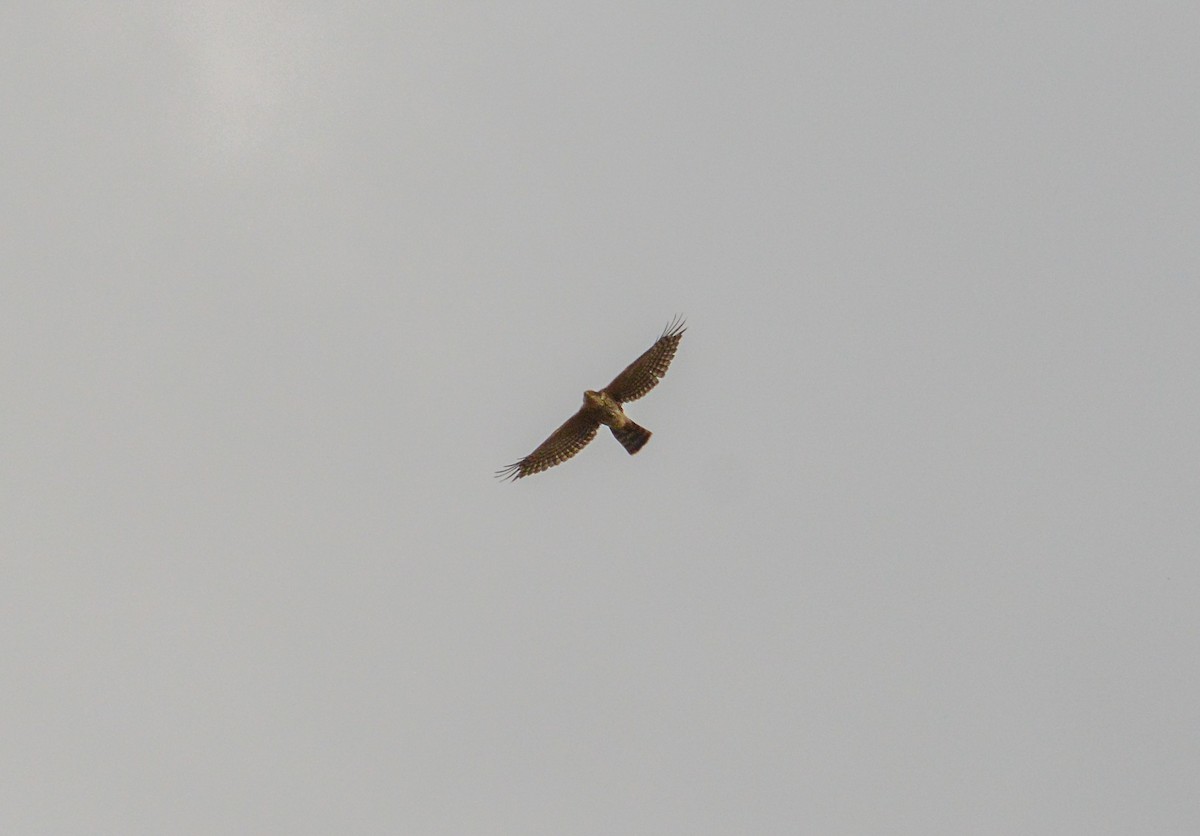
[{"x1": 497, "y1": 316, "x2": 686, "y2": 480}]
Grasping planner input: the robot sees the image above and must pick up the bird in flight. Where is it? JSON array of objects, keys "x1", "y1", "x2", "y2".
[{"x1": 497, "y1": 316, "x2": 686, "y2": 481}]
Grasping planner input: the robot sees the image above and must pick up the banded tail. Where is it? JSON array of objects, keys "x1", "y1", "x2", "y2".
[{"x1": 611, "y1": 421, "x2": 651, "y2": 455}]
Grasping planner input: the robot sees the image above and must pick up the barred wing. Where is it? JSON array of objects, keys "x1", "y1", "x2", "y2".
[
  {"x1": 496, "y1": 407, "x2": 600, "y2": 481},
  {"x1": 601, "y1": 316, "x2": 686, "y2": 403}
]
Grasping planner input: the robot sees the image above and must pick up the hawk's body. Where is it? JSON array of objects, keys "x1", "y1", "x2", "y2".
[{"x1": 497, "y1": 317, "x2": 685, "y2": 480}]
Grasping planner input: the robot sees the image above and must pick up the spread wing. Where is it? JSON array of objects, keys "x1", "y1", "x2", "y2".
[
  {"x1": 601, "y1": 316, "x2": 686, "y2": 403},
  {"x1": 496, "y1": 407, "x2": 601, "y2": 481}
]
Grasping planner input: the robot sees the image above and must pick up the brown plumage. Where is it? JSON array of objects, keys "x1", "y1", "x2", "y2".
[{"x1": 497, "y1": 316, "x2": 686, "y2": 480}]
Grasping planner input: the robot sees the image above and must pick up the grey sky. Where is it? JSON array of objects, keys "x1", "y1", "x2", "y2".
[{"x1": 4, "y1": 3, "x2": 1199, "y2": 833}]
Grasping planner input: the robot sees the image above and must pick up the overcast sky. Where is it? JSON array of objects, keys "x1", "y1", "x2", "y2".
[{"x1": 4, "y1": 4, "x2": 1199, "y2": 834}]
